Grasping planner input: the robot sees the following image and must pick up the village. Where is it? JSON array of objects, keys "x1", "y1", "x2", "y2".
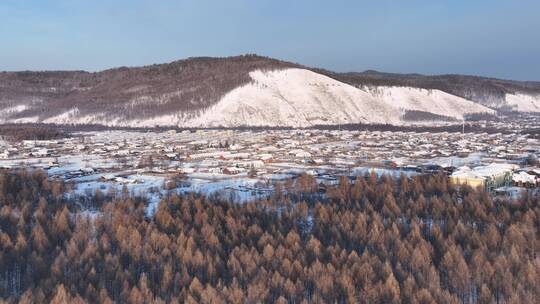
[{"x1": 0, "y1": 127, "x2": 538, "y2": 213}]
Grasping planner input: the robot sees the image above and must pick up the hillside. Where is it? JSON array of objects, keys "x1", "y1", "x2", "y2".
[
  {"x1": 323, "y1": 69, "x2": 540, "y2": 110},
  {"x1": 0, "y1": 55, "x2": 299, "y2": 125},
  {"x1": 0, "y1": 55, "x2": 537, "y2": 128},
  {"x1": 181, "y1": 69, "x2": 492, "y2": 128}
]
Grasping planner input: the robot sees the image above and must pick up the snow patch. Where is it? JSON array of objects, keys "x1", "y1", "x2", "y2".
[
  {"x1": 366, "y1": 86, "x2": 495, "y2": 119},
  {"x1": 505, "y1": 93, "x2": 540, "y2": 112},
  {"x1": 184, "y1": 69, "x2": 402, "y2": 127},
  {"x1": 0, "y1": 105, "x2": 29, "y2": 120},
  {"x1": 177, "y1": 69, "x2": 494, "y2": 127},
  {"x1": 43, "y1": 108, "x2": 81, "y2": 124}
]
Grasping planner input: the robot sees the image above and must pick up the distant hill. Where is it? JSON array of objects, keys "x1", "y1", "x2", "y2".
[
  {"x1": 319, "y1": 69, "x2": 540, "y2": 110},
  {"x1": 0, "y1": 54, "x2": 538, "y2": 128}
]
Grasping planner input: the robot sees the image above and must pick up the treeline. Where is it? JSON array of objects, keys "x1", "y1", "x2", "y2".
[
  {"x1": 401, "y1": 110, "x2": 458, "y2": 122},
  {"x1": 1, "y1": 121, "x2": 512, "y2": 135},
  {"x1": 309, "y1": 122, "x2": 510, "y2": 134},
  {"x1": 0, "y1": 171, "x2": 538, "y2": 303},
  {"x1": 463, "y1": 113, "x2": 500, "y2": 122},
  {"x1": 0, "y1": 124, "x2": 68, "y2": 141}
]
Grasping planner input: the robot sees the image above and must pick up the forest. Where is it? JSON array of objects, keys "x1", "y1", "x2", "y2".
[
  {"x1": 0, "y1": 170, "x2": 538, "y2": 303},
  {"x1": 0, "y1": 124, "x2": 67, "y2": 141}
]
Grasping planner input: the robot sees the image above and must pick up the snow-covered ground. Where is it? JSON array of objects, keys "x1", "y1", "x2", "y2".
[
  {"x1": 70, "y1": 173, "x2": 271, "y2": 217},
  {"x1": 69, "y1": 173, "x2": 165, "y2": 217},
  {"x1": 0, "y1": 105, "x2": 29, "y2": 120},
  {"x1": 43, "y1": 108, "x2": 81, "y2": 124},
  {"x1": 505, "y1": 93, "x2": 540, "y2": 112},
  {"x1": 185, "y1": 69, "x2": 402, "y2": 127},
  {"x1": 366, "y1": 86, "x2": 494, "y2": 119},
  {"x1": 47, "y1": 154, "x2": 117, "y2": 176},
  {"x1": 352, "y1": 166, "x2": 419, "y2": 178}
]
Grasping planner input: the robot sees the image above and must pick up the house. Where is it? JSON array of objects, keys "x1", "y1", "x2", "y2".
[
  {"x1": 114, "y1": 150, "x2": 130, "y2": 156},
  {"x1": 513, "y1": 171, "x2": 538, "y2": 188},
  {"x1": 223, "y1": 167, "x2": 244, "y2": 175},
  {"x1": 494, "y1": 186, "x2": 525, "y2": 199},
  {"x1": 257, "y1": 153, "x2": 273, "y2": 162},
  {"x1": 450, "y1": 163, "x2": 515, "y2": 191},
  {"x1": 221, "y1": 153, "x2": 250, "y2": 160},
  {"x1": 81, "y1": 167, "x2": 95, "y2": 175},
  {"x1": 31, "y1": 148, "x2": 51, "y2": 157},
  {"x1": 189, "y1": 151, "x2": 230, "y2": 160},
  {"x1": 165, "y1": 153, "x2": 177, "y2": 160},
  {"x1": 235, "y1": 160, "x2": 265, "y2": 169},
  {"x1": 0, "y1": 150, "x2": 10, "y2": 159},
  {"x1": 290, "y1": 149, "x2": 311, "y2": 158},
  {"x1": 179, "y1": 168, "x2": 196, "y2": 174}
]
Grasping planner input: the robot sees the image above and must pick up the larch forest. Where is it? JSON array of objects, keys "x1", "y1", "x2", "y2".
[{"x1": 0, "y1": 170, "x2": 538, "y2": 303}]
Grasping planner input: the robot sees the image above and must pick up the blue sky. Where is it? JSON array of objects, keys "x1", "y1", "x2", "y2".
[{"x1": 1, "y1": 0, "x2": 539, "y2": 80}]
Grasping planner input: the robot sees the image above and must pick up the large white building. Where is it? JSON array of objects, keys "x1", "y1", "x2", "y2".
[{"x1": 450, "y1": 163, "x2": 516, "y2": 191}]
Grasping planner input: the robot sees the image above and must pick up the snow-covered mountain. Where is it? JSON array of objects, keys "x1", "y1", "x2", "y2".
[
  {"x1": 181, "y1": 69, "x2": 493, "y2": 128},
  {"x1": 0, "y1": 55, "x2": 537, "y2": 128}
]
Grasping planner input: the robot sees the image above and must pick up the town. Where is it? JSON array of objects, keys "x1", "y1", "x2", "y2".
[{"x1": 0, "y1": 126, "x2": 538, "y2": 215}]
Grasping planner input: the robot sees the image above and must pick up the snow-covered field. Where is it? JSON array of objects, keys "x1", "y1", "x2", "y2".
[{"x1": 69, "y1": 173, "x2": 273, "y2": 216}]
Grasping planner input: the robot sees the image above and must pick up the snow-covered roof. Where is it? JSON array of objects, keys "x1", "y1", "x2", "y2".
[
  {"x1": 452, "y1": 163, "x2": 515, "y2": 179},
  {"x1": 513, "y1": 171, "x2": 537, "y2": 183}
]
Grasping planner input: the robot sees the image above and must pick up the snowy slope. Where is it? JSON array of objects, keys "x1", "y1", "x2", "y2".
[
  {"x1": 183, "y1": 69, "x2": 402, "y2": 127},
  {"x1": 1, "y1": 68, "x2": 495, "y2": 128},
  {"x1": 505, "y1": 93, "x2": 540, "y2": 112},
  {"x1": 181, "y1": 69, "x2": 494, "y2": 127},
  {"x1": 365, "y1": 86, "x2": 494, "y2": 119},
  {"x1": 0, "y1": 105, "x2": 28, "y2": 120}
]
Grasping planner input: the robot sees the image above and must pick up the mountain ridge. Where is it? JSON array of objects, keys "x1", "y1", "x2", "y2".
[{"x1": 0, "y1": 54, "x2": 539, "y2": 128}]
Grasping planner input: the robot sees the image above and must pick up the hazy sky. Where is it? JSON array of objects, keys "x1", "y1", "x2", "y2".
[{"x1": 1, "y1": 0, "x2": 539, "y2": 80}]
